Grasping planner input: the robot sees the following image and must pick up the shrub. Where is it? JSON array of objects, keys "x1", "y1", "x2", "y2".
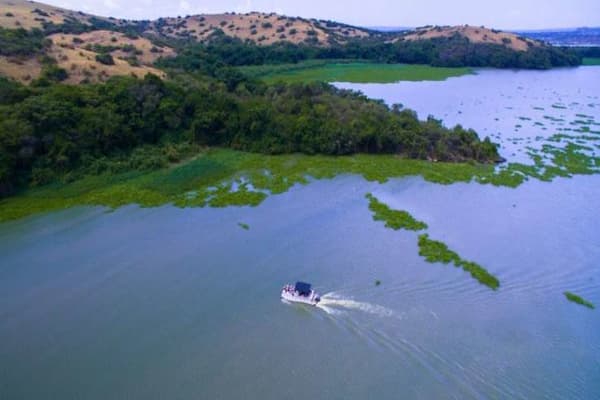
[
  {"x1": 95, "y1": 53, "x2": 115, "y2": 65},
  {"x1": 40, "y1": 64, "x2": 69, "y2": 82}
]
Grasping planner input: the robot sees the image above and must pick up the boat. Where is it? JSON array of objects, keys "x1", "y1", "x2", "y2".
[{"x1": 281, "y1": 282, "x2": 321, "y2": 306}]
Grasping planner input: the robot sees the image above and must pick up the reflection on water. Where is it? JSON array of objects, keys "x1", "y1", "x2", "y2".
[{"x1": 1, "y1": 68, "x2": 600, "y2": 399}]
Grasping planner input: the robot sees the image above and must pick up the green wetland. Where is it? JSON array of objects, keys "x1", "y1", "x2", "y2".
[
  {"x1": 1, "y1": 67, "x2": 600, "y2": 399},
  {"x1": 240, "y1": 61, "x2": 472, "y2": 84}
]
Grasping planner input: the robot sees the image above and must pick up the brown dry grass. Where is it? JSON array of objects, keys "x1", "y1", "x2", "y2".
[
  {"x1": 0, "y1": 55, "x2": 41, "y2": 81},
  {"x1": 0, "y1": 0, "x2": 130, "y2": 30},
  {"x1": 49, "y1": 30, "x2": 175, "y2": 65},
  {"x1": 146, "y1": 12, "x2": 370, "y2": 46},
  {"x1": 0, "y1": 0, "x2": 65, "y2": 29},
  {"x1": 0, "y1": 41, "x2": 166, "y2": 84},
  {"x1": 48, "y1": 44, "x2": 166, "y2": 84},
  {"x1": 400, "y1": 25, "x2": 538, "y2": 51}
]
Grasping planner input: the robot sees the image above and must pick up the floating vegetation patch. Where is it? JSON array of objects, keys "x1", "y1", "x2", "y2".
[
  {"x1": 238, "y1": 222, "x2": 250, "y2": 230},
  {"x1": 365, "y1": 193, "x2": 428, "y2": 231},
  {"x1": 548, "y1": 134, "x2": 600, "y2": 143},
  {"x1": 564, "y1": 292, "x2": 595, "y2": 309},
  {"x1": 363, "y1": 194, "x2": 498, "y2": 290},
  {"x1": 418, "y1": 234, "x2": 500, "y2": 290},
  {"x1": 572, "y1": 120, "x2": 592, "y2": 126}
]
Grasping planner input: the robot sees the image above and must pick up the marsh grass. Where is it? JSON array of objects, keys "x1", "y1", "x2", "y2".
[
  {"x1": 582, "y1": 58, "x2": 600, "y2": 66},
  {"x1": 243, "y1": 62, "x2": 473, "y2": 84},
  {"x1": 564, "y1": 292, "x2": 595, "y2": 309}
]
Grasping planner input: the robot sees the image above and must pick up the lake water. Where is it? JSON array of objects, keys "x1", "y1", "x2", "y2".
[{"x1": 1, "y1": 67, "x2": 600, "y2": 399}]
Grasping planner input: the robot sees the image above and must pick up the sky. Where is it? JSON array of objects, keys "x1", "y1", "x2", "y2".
[{"x1": 44, "y1": 0, "x2": 600, "y2": 30}]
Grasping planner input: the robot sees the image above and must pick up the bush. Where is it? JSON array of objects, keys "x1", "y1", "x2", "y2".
[
  {"x1": 0, "y1": 27, "x2": 47, "y2": 56},
  {"x1": 95, "y1": 53, "x2": 115, "y2": 65}
]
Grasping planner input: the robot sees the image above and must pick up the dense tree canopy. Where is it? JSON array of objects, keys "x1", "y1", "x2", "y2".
[
  {"x1": 0, "y1": 73, "x2": 499, "y2": 197},
  {"x1": 159, "y1": 32, "x2": 581, "y2": 72}
]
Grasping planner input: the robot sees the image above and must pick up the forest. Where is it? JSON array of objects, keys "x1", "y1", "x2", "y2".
[
  {"x1": 159, "y1": 31, "x2": 582, "y2": 71},
  {"x1": 0, "y1": 70, "x2": 501, "y2": 197}
]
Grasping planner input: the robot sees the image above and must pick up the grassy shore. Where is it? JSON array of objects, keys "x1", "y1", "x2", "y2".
[
  {"x1": 239, "y1": 62, "x2": 473, "y2": 84},
  {"x1": 0, "y1": 149, "x2": 494, "y2": 223},
  {"x1": 1, "y1": 136, "x2": 600, "y2": 224}
]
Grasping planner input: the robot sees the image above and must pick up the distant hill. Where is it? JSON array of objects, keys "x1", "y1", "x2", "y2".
[
  {"x1": 0, "y1": 0, "x2": 169, "y2": 83},
  {"x1": 0, "y1": 0, "x2": 582, "y2": 84},
  {"x1": 143, "y1": 12, "x2": 373, "y2": 46},
  {"x1": 397, "y1": 25, "x2": 539, "y2": 52}
]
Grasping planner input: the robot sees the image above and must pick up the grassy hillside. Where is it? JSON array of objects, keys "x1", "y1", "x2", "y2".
[
  {"x1": 399, "y1": 25, "x2": 539, "y2": 52},
  {"x1": 144, "y1": 12, "x2": 372, "y2": 46}
]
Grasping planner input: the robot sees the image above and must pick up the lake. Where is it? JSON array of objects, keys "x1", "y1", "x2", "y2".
[{"x1": 1, "y1": 67, "x2": 599, "y2": 399}]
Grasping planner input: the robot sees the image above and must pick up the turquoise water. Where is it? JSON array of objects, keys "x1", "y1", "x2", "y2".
[{"x1": 1, "y1": 67, "x2": 600, "y2": 399}]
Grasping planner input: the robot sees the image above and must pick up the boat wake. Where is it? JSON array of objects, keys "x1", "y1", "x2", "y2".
[{"x1": 316, "y1": 292, "x2": 394, "y2": 317}]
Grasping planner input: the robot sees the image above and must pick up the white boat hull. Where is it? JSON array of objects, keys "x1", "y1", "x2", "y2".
[{"x1": 281, "y1": 289, "x2": 320, "y2": 306}]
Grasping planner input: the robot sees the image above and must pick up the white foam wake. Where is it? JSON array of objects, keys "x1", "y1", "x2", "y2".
[{"x1": 316, "y1": 292, "x2": 394, "y2": 317}]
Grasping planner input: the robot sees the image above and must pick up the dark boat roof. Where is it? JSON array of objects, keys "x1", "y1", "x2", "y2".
[{"x1": 295, "y1": 281, "x2": 312, "y2": 295}]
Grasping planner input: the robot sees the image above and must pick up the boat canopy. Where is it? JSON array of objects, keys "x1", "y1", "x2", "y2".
[{"x1": 295, "y1": 281, "x2": 312, "y2": 295}]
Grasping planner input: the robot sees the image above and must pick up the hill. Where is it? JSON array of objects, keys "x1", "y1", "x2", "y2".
[
  {"x1": 0, "y1": 0, "x2": 169, "y2": 83},
  {"x1": 0, "y1": 0, "x2": 582, "y2": 85},
  {"x1": 143, "y1": 12, "x2": 372, "y2": 46},
  {"x1": 398, "y1": 25, "x2": 538, "y2": 52}
]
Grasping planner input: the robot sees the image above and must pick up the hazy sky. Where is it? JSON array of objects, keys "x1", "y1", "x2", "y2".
[{"x1": 44, "y1": 0, "x2": 600, "y2": 29}]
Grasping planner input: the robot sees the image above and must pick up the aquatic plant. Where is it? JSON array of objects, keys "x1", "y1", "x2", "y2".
[
  {"x1": 3, "y1": 137, "x2": 600, "y2": 224},
  {"x1": 418, "y1": 234, "x2": 500, "y2": 290},
  {"x1": 365, "y1": 193, "x2": 428, "y2": 231},
  {"x1": 238, "y1": 222, "x2": 250, "y2": 230},
  {"x1": 375, "y1": 280, "x2": 381, "y2": 286},
  {"x1": 564, "y1": 292, "x2": 595, "y2": 309}
]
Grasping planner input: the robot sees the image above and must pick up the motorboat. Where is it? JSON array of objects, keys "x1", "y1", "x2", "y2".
[{"x1": 281, "y1": 282, "x2": 321, "y2": 306}]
